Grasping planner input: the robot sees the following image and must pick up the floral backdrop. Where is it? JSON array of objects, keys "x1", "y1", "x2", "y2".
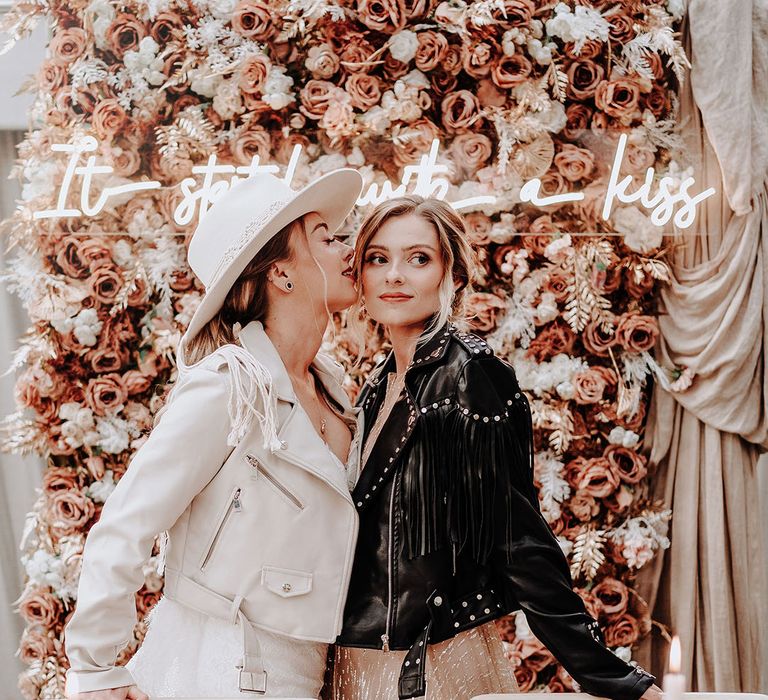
[{"x1": 0, "y1": 0, "x2": 692, "y2": 697}]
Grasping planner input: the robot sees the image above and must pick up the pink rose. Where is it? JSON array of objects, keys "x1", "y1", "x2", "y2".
[
  {"x1": 616, "y1": 313, "x2": 658, "y2": 352},
  {"x1": 299, "y1": 80, "x2": 337, "y2": 120},
  {"x1": 603, "y1": 613, "x2": 639, "y2": 647},
  {"x1": 582, "y1": 317, "x2": 618, "y2": 356},
  {"x1": 462, "y1": 41, "x2": 494, "y2": 79},
  {"x1": 357, "y1": 0, "x2": 407, "y2": 33},
  {"x1": 47, "y1": 490, "x2": 96, "y2": 536},
  {"x1": 232, "y1": 0, "x2": 275, "y2": 40},
  {"x1": 592, "y1": 577, "x2": 629, "y2": 618},
  {"x1": 42, "y1": 467, "x2": 80, "y2": 496},
  {"x1": 594, "y1": 78, "x2": 643, "y2": 122},
  {"x1": 18, "y1": 588, "x2": 63, "y2": 629},
  {"x1": 604, "y1": 444, "x2": 648, "y2": 484},
  {"x1": 85, "y1": 373, "x2": 127, "y2": 415},
  {"x1": 345, "y1": 73, "x2": 381, "y2": 110},
  {"x1": 566, "y1": 59, "x2": 604, "y2": 100},
  {"x1": 415, "y1": 31, "x2": 448, "y2": 72},
  {"x1": 232, "y1": 125, "x2": 271, "y2": 165},
  {"x1": 305, "y1": 43, "x2": 340, "y2": 79},
  {"x1": 239, "y1": 54, "x2": 271, "y2": 95},
  {"x1": 466, "y1": 292, "x2": 506, "y2": 332},
  {"x1": 440, "y1": 90, "x2": 481, "y2": 133},
  {"x1": 573, "y1": 457, "x2": 620, "y2": 499},
  {"x1": 572, "y1": 368, "x2": 608, "y2": 405},
  {"x1": 392, "y1": 118, "x2": 439, "y2": 168},
  {"x1": 450, "y1": 133, "x2": 493, "y2": 175},
  {"x1": 150, "y1": 11, "x2": 184, "y2": 44},
  {"x1": 491, "y1": 54, "x2": 533, "y2": 89},
  {"x1": 92, "y1": 98, "x2": 128, "y2": 140},
  {"x1": 87, "y1": 265, "x2": 123, "y2": 305},
  {"x1": 49, "y1": 28, "x2": 87, "y2": 66},
  {"x1": 106, "y1": 13, "x2": 146, "y2": 58},
  {"x1": 554, "y1": 143, "x2": 595, "y2": 183},
  {"x1": 525, "y1": 320, "x2": 576, "y2": 362}
]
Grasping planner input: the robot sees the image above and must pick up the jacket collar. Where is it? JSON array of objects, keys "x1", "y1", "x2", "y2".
[{"x1": 237, "y1": 320, "x2": 352, "y2": 415}]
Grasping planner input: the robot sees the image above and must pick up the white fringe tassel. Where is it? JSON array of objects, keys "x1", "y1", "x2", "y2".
[{"x1": 176, "y1": 337, "x2": 282, "y2": 453}]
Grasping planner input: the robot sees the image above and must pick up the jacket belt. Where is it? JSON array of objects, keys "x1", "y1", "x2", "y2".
[{"x1": 164, "y1": 569, "x2": 267, "y2": 694}]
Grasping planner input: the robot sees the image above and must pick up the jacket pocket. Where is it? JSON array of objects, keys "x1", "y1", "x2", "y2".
[
  {"x1": 199, "y1": 486, "x2": 241, "y2": 570},
  {"x1": 262, "y1": 566, "x2": 313, "y2": 598},
  {"x1": 246, "y1": 454, "x2": 304, "y2": 511}
]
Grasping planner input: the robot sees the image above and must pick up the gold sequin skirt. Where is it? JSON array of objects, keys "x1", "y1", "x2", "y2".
[{"x1": 330, "y1": 622, "x2": 519, "y2": 700}]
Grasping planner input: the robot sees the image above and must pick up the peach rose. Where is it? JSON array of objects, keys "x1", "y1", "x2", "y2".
[
  {"x1": 55, "y1": 237, "x2": 89, "y2": 279},
  {"x1": 48, "y1": 489, "x2": 96, "y2": 536},
  {"x1": 563, "y1": 103, "x2": 593, "y2": 140},
  {"x1": 574, "y1": 457, "x2": 620, "y2": 498},
  {"x1": 86, "y1": 346, "x2": 129, "y2": 374},
  {"x1": 645, "y1": 83, "x2": 671, "y2": 117},
  {"x1": 92, "y1": 98, "x2": 128, "y2": 140},
  {"x1": 594, "y1": 78, "x2": 643, "y2": 121},
  {"x1": 49, "y1": 27, "x2": 87, "y2": 66},
  {"x1": 39, "y1": 60, "x2": 68, "y2": 91},
  {"x1": 582, "y1": 318, "x2": 618, "y2": 357},
  {"x1": 525, "y1": 321, "x2": 576, "y2": 362},
  {"x1": 306, "y1": 43, "x2": 340, "y2": 79},
  {"x1": 608, "y1": 12, "x2": 635, "y2": 43},
  {"x1": 430, "y1": 69, "x2": 458, "y2": 97},
  {"x1": 566, "y1": 59, "x2": 605, "y2": 100},
  {"x1": 136, "y1": 587, "x2": 162, "y2": 617},
  {"x1": 625, "y1": 267, "x2": 656, "y2": 298},
  {"x1": 568, "y1": 492, "x2": 599, "y2": 521},
  {"x1": 18, "y1": 588, "x2": 63, "y2": 629},
  {"x1": 86, "y1": 373, "x2": 127, "y2": 416},
  {"x1": 466, "y1": 292, "x2": 506, "y2": 332},
  {"x1": 150, "y1": 11, "x2": 183, "y2": 44},
  {"x1": 604, "y1": 484, "x2": 634, "y2": 514},
  {"x1": 491, "y1": 0, "x2": 535, "y2": 27},
  {"x1": 592, "y1": 365, "x2": 617, "y2": 389},
  {"x1": 440, "y1": 90, "x2": 481, "y2": 133},
  {"x1": 604, "y1": 444, "x2": 648, "y2": 484},
  {"x1": 239, "y1": 54, "x2": 270, "y2": 95},
  {"x1": 554, "y1": 143, "x2": 595, "y2": 183},
  {"x1": 604, "y1": 613, "x2": 639, "y2": 647},
  {"x1": 87, "y1": 265, "x2": 123, "y2": 305},
  {"x1": 163, "y1": 50, "x2": 189, "y2": 95},
  {"x1": 19, "y1": 629, "x2": 60, "y2": 665},
  {"x1": 232, "y1": 125, "x2": 271, "y2": 165},
  {"x1": 391, "y1": 118, "x2": 439, "y2": 168},
  {"x1": 339, "y1": 38, "x2": 376, "y2": 74},
  {"x1": 299, "y1": 80, "x2": 337, "y2": 120},
  {"x1": 572, "y1": 368, "x2": 608, "y2": 405},
  {"x1": 108, "y1": 141, "x2": 142, "y2": 178},
  {"x1": 535, "y1": 169, "x2": 570, "y2": 210},
  {"x1": 106, "y1": 13, "x2": 146, "y2": 58},
  {"x1": 357, "y1": 0, "x2": 407, "y2": 33},
  {"x1": 232, "y1": 0, "x2": 275, "y2": 40},
  {"x1": 345, "y1": 73, "x2": 381, "y2": 110},
  {"x1": 541, "y1": 269, "x2": 569, "y2": 303},
  {"x1": 122, "y1": 369, "x2": 154, "y2": 396},
  {"x1": 382, "y1": 52, "x2": 409, "y2": 79},
  {"x1": 451, "y1": 133, "x2": 493, "y2": 175},
  {"x1": 415, "y1": 31, "x2": 448, "y2": 71},
  {"x1": 491, "y1": 54, "x2": 533, "y2": 89},
  {"x1": 443, "y1": 44, "x2": 463, "y2": 75},
  {"x1": 616, "y1": 313, "x2": 658, "y2": 353},
  {"x1": 592, "y1": 577, "x2": 629, "y2": 617},
  {"x1": 514, "y1": 665, "x2": 537, "y2": 692},
  {"x1": 463, "y1": 41, "x2": 494, "y2": 79},
  {"x1": 464, "y1": 212, "x2": 493, "y2": 246},
  {"x1": 563, "y1": 34, "x2": 602, "y2": 57},
  {"x1": 43, "y1": 467, "x2": 80, "y2": 496}
]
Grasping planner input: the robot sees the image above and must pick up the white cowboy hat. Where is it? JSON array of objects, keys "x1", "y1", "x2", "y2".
[{"x1": 182, "y1": 169, "x2": 363, "y2": 349}]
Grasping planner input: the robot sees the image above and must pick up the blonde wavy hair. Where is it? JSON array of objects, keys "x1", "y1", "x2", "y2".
[
  {"x1": 183, "y1": 217, "x2": 302, "y2": 365},
  {"x1": 349, "y1": 195, "x2": 477, "y2": 356}
]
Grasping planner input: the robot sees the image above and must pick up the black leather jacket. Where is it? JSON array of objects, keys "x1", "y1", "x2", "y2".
[{"x1": 337, "y1": 323, "x2": 656, "y2": 700}]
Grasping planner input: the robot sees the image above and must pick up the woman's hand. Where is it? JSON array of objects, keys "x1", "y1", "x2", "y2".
[
  {"x1": 640, "y1": 683, "x2": 664, "y2": 700},
  {"x1": 68, "y1": 685, "x2": 148, "y2": 700}
]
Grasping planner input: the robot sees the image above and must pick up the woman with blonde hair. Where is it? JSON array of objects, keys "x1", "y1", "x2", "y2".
[
  {"x1": 64, "y1": 170, "x2": 364, "y2": 699},
  {"x1": 332, "y1": 195, "x2": 662, "y2": 700}
]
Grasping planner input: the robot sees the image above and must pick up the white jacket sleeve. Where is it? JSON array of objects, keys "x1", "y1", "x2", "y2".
[{"x1": 64, "y1": 364, "x2": 233, "y2": 694}]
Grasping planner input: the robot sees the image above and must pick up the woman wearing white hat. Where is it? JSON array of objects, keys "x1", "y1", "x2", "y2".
[{"x1": 64, "y1": 169, "x2": 364, "y2": 699}]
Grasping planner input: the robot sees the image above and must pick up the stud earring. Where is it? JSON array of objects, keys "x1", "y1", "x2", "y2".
[{"x1": 285, "y1": 281, "x2": 293, "y2": 291}]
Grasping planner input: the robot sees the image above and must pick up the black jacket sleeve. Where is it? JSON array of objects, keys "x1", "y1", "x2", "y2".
[{"x1": 460, "y1": 356, "x2": 656, "y2": 700}]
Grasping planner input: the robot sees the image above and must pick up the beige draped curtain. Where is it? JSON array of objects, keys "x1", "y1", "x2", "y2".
[{"x1": 636, "y1": 0, "x2": 768, "y2": 691}]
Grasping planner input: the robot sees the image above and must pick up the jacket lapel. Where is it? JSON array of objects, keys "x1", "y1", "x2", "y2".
[{"x1": 237, "y1": 321, "x2": 354, "y2": 502}]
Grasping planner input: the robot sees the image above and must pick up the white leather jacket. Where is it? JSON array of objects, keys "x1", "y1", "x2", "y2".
[{"x1": 64, "y1": 321, "x2": 361, "y2": 695}]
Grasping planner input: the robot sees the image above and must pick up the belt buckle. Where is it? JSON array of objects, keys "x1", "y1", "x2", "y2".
[{"x1": 238, "y1": 669, "x2": 267, "y2": 694}]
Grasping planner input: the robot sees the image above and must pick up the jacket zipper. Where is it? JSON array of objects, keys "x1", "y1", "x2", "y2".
[
  {"x1": 246, "y1": 454, "x2": 304, "y2": 511},
  {"x1": 200, "y1": 486, "x2": 241, "y2": 570},
  {"x1": 382, "y1": 475, "x2": 396, "y2": 652}
]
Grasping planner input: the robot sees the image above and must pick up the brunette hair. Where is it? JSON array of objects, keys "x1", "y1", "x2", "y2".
[
  {"x1": 183, "y1": 217, "x2": 302, "y2": 364},
  {"x1": 350, "y1": 195, "x2": 477, "y2": 350}
]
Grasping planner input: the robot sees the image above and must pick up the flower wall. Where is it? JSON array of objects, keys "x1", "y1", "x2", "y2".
[{"x1": 1, "y1": 0, "x2": 689, "y2": 696}]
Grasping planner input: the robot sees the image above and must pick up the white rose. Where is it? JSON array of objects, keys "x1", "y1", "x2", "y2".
[{"x1": 389, "y1": 29, "x2": 418, "y2": 63}]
